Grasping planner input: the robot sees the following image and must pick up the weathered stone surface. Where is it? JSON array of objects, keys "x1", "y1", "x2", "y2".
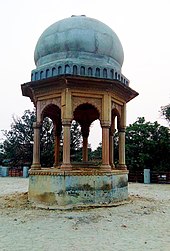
[{"x1": 28, "y1": 170, "x2": 128, "y2": 208}]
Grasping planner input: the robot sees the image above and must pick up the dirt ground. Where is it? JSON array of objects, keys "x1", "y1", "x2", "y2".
[{"x1": 0, "y1": 177, "x2": 169, "y2": 251}]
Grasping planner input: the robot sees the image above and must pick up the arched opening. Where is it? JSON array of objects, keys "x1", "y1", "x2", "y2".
[
  {"x1": 40, "y1": 104, "x2": 62, "y2": 167},
  {"x1": 52, "y1": 67, "x2": 57, "y2": 77},
  {"x1": 35, "y1": 72, "x2": 38, "y2": 80},
  {"x1": 58, "y1": 66, "x2": 62, "y2": 75},
  {"x1": 88, "y1": 67, "x2": 92, "y2": 76},
  {"x1": 65, "y1": 64, "x2": 71, "y2": 74},
  {"x1": 40, "y1": 71, "x2": 44, "y2": 79},
  {"x1": 80, "y1": 66, "x2": 85, "y2": 75},
  {"x1": 73, "y1": 103, "x2": 100, "y2": 165},
  {"x1": 88, "y1": 119, "x2": 102, "y2": 163},
  {"x1": 110, "y1": 69, "x2": 114, "y2": 79},
  {"x1": 89, "y1": 119, "x2": 101, "y2": 150},
  {"x1": 110, "y1": 108, "x2": 121, "y2": 168},
  {"x1": 46, "y1": 69, "x2": 50, "y2": 78},
  {"x1": 103, "y1": 68, "x2": 107, "y2": 78},
  {"x1": 70, "y1": 120, "x2": 82, "y2": 162},
  {"x1": 95, "y1": 68, "x2": 100, "y2": 77},
  {"x1": 73, "y1": 65, "x2": 78, "y2": 75}
]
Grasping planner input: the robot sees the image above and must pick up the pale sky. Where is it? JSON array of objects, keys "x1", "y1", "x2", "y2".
[{"x1": 0, "y1": 0, "x2": 170, "y2": 149}]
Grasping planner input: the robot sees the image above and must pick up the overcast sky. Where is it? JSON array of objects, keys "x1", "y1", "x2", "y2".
[{"x1": 0, "y1": 0, "x2": 169, "y2": 149}]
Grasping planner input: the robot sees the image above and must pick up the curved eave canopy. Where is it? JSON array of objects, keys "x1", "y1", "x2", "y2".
[{"x1": 21, "y1": 75, "x2": 138, "y2": 104}]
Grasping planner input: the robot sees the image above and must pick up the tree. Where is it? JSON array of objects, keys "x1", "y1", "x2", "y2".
[
  {"x1": 125, "y1": 117, "x2": 170, "y2": 172},
  {"x1": 1, "y1": 110, "x2": 83, "y2": 167},
  {"x1": 90, "y1": 142, "x2": 102, "y2": 164},
  {"x1": 70, "y1": 120, "x2": 82, "y2": 161},
  {"x1": 90, "y1": 117, "x2": 170, "y2": 172},
  {"x1": 2, "y1": 110, "x2": 35, "y2": 166},
  {"x1": 161, "y1": 104, "x2": 170, "y2": 125},
  {"x1": 40, "y1": 117, "x2": 54, "y2": 167}
]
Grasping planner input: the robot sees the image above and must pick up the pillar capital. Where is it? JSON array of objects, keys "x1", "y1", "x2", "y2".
[
  {"x1": 118, "y1": 127, "x2": 126, "y2": 133},
  {"x1": 101, "y1": 121, "x2": 111, "y2": 128},
  {"x1": 62, "y1": 120, "x2": 72, "y2": 126},
  {"x1": 33, "y1": 121, "x2": 42, "y2": 129}
]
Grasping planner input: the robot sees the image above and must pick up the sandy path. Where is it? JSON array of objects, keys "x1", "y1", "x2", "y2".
[{"x1": 0, "y1": 177, "x2": 169, "y2": 251}]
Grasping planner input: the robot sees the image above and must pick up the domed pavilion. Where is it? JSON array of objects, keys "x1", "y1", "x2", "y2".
[{"x1": 21, "y1": 15, "x2": 138, "y2": 208}]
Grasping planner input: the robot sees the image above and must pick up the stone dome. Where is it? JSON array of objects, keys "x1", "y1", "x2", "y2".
[{"x1": 31, "y1": 15, "x2": 128, "y2": 84}]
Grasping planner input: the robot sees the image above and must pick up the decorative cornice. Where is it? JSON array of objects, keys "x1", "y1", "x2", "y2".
[
  {"x1": 29, "y1": 168, "x2": 129, "y2": 176},
  {"x1": 31, "y1": 63, "x2": 129, "y2": 86},
  {"x1": 22, "y1": 76, "x2": 139, "y2": 104}
]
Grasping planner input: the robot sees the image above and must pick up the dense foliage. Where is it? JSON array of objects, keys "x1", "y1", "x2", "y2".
[
  {"x1": 90, "y1": 142, "x2": 102, "y2": 163},
  {"x1": 70, "y1": 120, "x2": 82, "y2": 162},
  {"x1": 40, "y1": 117, "x2": 54, "y2": 167},
  {"x1": 125, "y1": 117, "x2": 170, "y2": 172},
  {"x1": 1, "y1": 110, "x2": 83, "y2": 167},
  {"x1": 91, "y1": 117, "x2": 170, "y2": 172},
  {"x1": 2, "y1": 110, "x2": 35, "y2": 166}
]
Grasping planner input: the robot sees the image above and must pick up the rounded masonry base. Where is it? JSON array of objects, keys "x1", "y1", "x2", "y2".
[{"x1": 28, "y1": 169, "x2": 129, "y2": 209}]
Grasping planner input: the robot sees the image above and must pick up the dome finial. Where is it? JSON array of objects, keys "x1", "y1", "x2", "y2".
[{"x1": 71, "y1": 15, "x2": 86, "y2": 17}]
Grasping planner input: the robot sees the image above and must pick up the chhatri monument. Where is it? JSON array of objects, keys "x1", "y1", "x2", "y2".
[{"x1": 21, "y1": 15, "x2": 138, "y2": 208}]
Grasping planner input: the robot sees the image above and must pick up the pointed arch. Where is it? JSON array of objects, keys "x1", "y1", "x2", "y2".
[
  {"x1": 41, "y1": 104, "x2": 61, "y2": 128},
  {"x1": 111, "y1": 108, "x2": 121, "y2": 133},
  {"x1": 73, "y1": 103, "x2": 100, "y2": 127},
  {"x1": 73, "y1": 97, "x2": 102, "y2": 120}
]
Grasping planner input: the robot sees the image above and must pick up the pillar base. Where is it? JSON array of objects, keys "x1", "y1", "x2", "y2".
[
  {"x1": 111, "y1": 163, "x2": 116, "y2": 170},
  {"x1": 61, "y1": 163, "x2": 72, "y2": 171},
  {"x1": 100, "y1": 164, "x2": 112, "y2": 171},
  {"x1": 31, "y1": 164, "x2": 41, "y2": 170},
  {"x1": 53, "y1": 164, "x2": 60, "y2": 168},
  {"x1": 117, "y1": 164, "x2": 127, "y2": 170}
]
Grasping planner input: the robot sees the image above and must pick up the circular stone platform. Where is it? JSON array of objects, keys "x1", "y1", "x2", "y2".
[{"x1": 28, "y1": 169, "x2": 128, "y2": 209}]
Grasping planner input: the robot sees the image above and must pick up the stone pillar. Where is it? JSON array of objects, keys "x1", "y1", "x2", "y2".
[
  {"x1": 117, "y1": 128, "x2": 127, "y2": 170},
  {"x1": 83, "y1": 136, "x2": 88, "y2": 162},
  {"x1": 109, "y1": 119, "x2": 115, "y2": 169},
  {"x1": 61, "y1": 121, "x2": 72, "y2": 170},
  {"x1": 101, "y1": 93, "x2": 111, "y2": 171},
  {"x1": 61, "y1": 88, "x2": 72, "y2": 169},
  {"x1": 101, "y1": 124, "x2": 111, "y2": 171},
  {"x1": 117, "y1": 103, "x2": 127, "y2": 170},
  {"x1": 53, "y1": 123, "x2": 62, "y2": 168},
  {"x1": 53, "y1": 134, "x2": 60, "y2": 168},
  {"x1": 31, "y1": 122, "x2": 41, "y2": 169},
  {"x1": 81, "y1": 124, "x2": 90, "y2": 163},
  {"x1": 109, "y1": 133, "x2": 115, "y2": 169}
]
